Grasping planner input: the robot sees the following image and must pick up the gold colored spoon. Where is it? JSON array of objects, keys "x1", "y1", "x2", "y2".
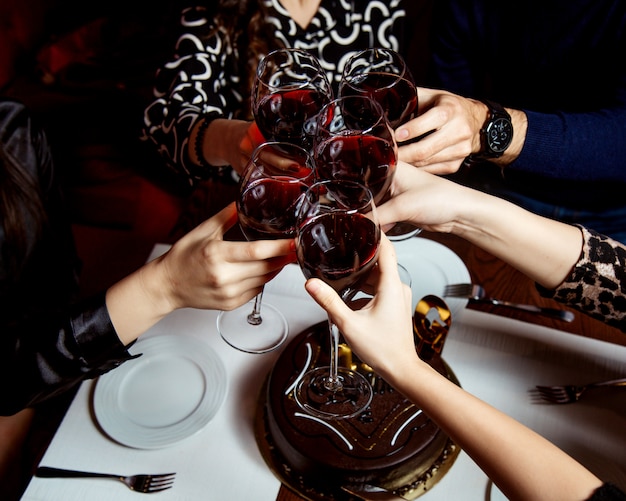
[{"x1": 413, "y1": 295, "x2": 452, "y2": 360}]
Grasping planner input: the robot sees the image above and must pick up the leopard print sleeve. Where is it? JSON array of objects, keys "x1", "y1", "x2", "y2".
[{"x1": 537, "y1": 226, "x2": 626, "y2": 333}]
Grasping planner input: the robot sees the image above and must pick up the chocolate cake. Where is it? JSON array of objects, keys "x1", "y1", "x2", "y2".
[{"x1": 261, "y1": 321, "x2": 459, "y2": 499}]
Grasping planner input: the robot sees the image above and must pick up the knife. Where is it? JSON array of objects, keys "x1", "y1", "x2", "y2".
[{"x1": 469, "y1": 297, "x2": 575, "y2": 322}]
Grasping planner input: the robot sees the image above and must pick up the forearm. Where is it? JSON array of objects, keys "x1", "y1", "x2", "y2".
[
  {"x1": 386, "y1": 361, "x2": 602, "y2": 501},
  {"x1": 451, "y1": 189, "x2": 583, "y2": 289}
]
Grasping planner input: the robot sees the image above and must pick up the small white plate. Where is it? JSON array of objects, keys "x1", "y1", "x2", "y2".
[
  {"x1": 392, "y1": 237, "x2": 471, "y2": 320},
  {"x1": 93, "y1": 335, "x2": 227, "y2": 449}
]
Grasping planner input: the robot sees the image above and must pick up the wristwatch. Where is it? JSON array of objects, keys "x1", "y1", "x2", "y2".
[{"x1": 465, "y1": 99, "x2": 513, "y2": 165}]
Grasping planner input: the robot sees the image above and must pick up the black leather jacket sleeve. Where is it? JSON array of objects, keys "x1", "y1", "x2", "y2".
[
  {"x1": 588, "y1": 483, "x2": 626, "y2": 500},
  {"x1": 1, "y1": 292, "x2": 135, "y2": 416}
]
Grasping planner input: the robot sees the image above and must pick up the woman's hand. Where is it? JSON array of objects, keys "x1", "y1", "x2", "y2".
[
  {"x1": 304, "y1": 236, "x2": 419, "y2": 379},
  {"x1": 376, "y1": 163, "x2": 584, "y2": 290},
  {"x1": 377, "y1": 161, "x2": 478, "y2": 234},
  {"x1": 107, "y1": 203, "x2": 296, "y2": 344},
  {"x1": 157, "y1": 202, "x2": 295, "y2": 312}
]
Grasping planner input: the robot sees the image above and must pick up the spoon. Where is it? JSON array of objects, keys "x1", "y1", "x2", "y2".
[{"x1": 413, "y1": 295, "x2": 452, "y2": 360}]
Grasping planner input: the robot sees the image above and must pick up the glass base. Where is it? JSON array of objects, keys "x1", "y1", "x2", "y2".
[
  {"x1": 217, "y1": 301, "x2": 288, "y2": 354},
  {"x1": 294, "y1": 366, "x2": 373, "y2": 419},
  {"x1": 386, "y1": 222, "x2": 422, "y2": 241}
]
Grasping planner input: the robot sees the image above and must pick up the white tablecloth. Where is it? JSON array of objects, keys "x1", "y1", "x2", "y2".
[{"x1": 21, "y1": 245, "x2": 626, "y2": 500}]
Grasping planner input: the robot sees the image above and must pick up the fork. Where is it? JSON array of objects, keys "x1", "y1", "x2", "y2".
[
  {"x1": 36, "y1": 466, "x2": 175, "y2": 493},
  {"x1": 442, "y1": 283, "x2": 575, "y2": 322},
  {"x1": 532, "y1": 377, "x2": 626, "y2": 404}
]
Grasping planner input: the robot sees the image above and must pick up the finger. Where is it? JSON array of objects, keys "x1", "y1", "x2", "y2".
[
  {"x1": 415, "y1": 86, "x2": 437, "y2": 106},
  {"x1": 304, "y1": 278, "x2": 352, "y2": 323},
  {"x1": 191, "y1": 202, "x2": 238, "y2": 240},
  {"x1": 243, "y1": 238, "x2": 296, "y2": 262},
  {"x1": 254, "y1": 144, "x2": 311, "y2": 172},
  {"x1": 395, "y1": 103, "x2": 446, "y2": 144},
  {"x1": 376, "y1": 237, "x2": 413, "y2": 314},
  {"x1": 376, "y1": 236, "x2": 401, "y2": 287},
  {"x1": 248, "y1": 121, "x2": 266, "y2": 145}
]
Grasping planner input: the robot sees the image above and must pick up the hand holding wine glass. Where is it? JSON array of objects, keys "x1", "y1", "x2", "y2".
[
  {"x1": 217, "y1": 141, "x2": 315, "y2": 353},
  {"x1": 253, "y1": 48, "x2": 333, "y2": 150},
  {"x1": 294, "y1": 180, "x2": 381, "y2": 419}
]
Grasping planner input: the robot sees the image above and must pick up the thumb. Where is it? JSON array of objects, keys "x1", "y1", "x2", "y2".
[{"x1": 304, "y1": 278, "x2": 350, "y2": 322}]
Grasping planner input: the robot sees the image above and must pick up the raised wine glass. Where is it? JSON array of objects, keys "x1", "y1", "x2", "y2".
[
  {"x1": 252, "y1": 48, "x2": 333, "y2": 151},
  {"x1": 339, "y1": 48, "x2": 421, "y2": 240},
  {"x1": 294, "y1": 180, "x2": 380, "y2": 419},
  {"x1": 217, "y1": 142, "x2": 315, "y2": 354},
  {"x1": 339, "y1": 47, "x2": 418, "y2": 129},
  {"x1": 313, "y1": 95, "x2": 397, "y2": 205}
]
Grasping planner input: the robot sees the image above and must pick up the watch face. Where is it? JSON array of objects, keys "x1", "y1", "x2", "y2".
[{"x1": 486, "y1": 117, "x2": 513, "y2": 154}]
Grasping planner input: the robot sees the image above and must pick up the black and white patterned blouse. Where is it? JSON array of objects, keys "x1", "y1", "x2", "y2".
[{"x1": 141, "y1": 0, "x2": 415, "y2": 184}]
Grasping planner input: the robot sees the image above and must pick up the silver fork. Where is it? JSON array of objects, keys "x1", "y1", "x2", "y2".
[
  {"x1": 532, "y1": 378, "x2": 626, "y2": 404},
  {"x1": 36, "y1": 466, "x2": 175, "y2": 493},
  {"x1": 443, "y1": 283, "x2": 575, "y2": 322}
]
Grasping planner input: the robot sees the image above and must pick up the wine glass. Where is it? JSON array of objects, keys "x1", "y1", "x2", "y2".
[
  {"x1": 294, "y1": 180, "x2": 380, "y2": 419},
  {"x1": 217, "y1": 142, "x2": 315, "y2": 354},
  {"x1": 313, "y1": 95, "x2": 397, "y2": 205},
  {"x1": 252, "y1": 48, "x2": 333, "y2": 151},
  {"x1": 339, "y1": 48, "x2": 421, "y2": 240},
  {"x1": 339, "y1": 48, "x2": 418, "y2": 130}
]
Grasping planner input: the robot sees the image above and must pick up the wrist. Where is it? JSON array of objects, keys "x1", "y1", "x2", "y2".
[
  {"x1": 105, "y1": 259, "x2": 175, "y2": 346},
  {"x1": 447, "y1": 187, "x2": 502, "y2": 242},
  {"x1": 191, "y1": 115, "x2": 223, "y2": 168},
  {"x1": 463, "y1": 100, "x2": 514, "y2": 167}
]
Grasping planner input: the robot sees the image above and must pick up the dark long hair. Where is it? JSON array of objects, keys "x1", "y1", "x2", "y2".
[{"x1": 0, "y1": 144, "x2": 47, "y2": 277}]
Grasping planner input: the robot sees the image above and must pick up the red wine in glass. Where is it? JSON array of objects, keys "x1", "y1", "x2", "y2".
[
  {"x1": 238, "y1": 176, "x2": 310, "y2": 240},
  {"x1": 297, "y1": 212, "x2": 379, "y2": 296},
  {"x1": 314, "y1": 133, "x2": 396, "y2": 205},
  {"x1": 294, "y1": 180, "x2": 379, "y2": 419},
  {"x1": 339, "y1": 48, "x2": 418, "y2": 130},
  {"x1": 253, "y1": 49, "x2": 333, "y2": 150},
  {"x1": 218, "y1": 142, "x2": 315, "y2": 354},
  {"x1": 340, "y1": 72, "x2": 417, "y2": 129},
  {"x1": 314, "y1": 95, "x2": 397, "y2": 205},
  {"x1": 255, "y1": 88, "x2": 331, "y2": 149},
  {"x1": 340, "y1": 49, "x2": 421, "y2": 240}
]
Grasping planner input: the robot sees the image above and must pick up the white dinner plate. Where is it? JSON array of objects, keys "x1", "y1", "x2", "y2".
[
  {"x1": 392, "y1": 237, "x2": 471, "y2": 320},
  {"x1": 93, "y1": 335, "x2": 227, "y2": 449}
]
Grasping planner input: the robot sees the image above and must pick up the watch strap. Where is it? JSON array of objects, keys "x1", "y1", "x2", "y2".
[{"x1": 463, "y1": 99, "x2": 512, "y2": 167}]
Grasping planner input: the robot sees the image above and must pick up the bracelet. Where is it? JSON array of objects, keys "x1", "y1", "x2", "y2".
[{"x1": 193, "y1": 115, "x2": 219, "y2": 168}]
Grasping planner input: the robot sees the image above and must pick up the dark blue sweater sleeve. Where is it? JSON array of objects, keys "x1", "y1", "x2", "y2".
[
  {"x1": 429, "y1": 0, "x2": 626, "y2": 182},
  {"x1": 519, "y1": 106, "x2": 626, "y2": 181}
]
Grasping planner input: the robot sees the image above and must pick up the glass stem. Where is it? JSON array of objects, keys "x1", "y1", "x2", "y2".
[
  {"x1": 324, "y1": 319, "x2": 343, "y2": 392},
  {"x1": 247, "y1": 288, "x2": 264, "y2": 326}
]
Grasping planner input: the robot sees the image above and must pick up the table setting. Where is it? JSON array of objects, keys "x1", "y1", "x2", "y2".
[
  {"x1": 20, "y1": 48, "x2": 626, "y2": 500},
  {"x1": 20, "y1": 234, "x2": 626, "y2": 500}
]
